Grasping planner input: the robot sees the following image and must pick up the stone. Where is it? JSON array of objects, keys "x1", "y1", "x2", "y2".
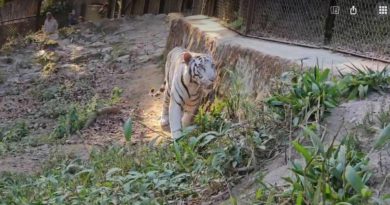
[{"x1": 116, "y1": 55, "x2": 130, "y2": 63}]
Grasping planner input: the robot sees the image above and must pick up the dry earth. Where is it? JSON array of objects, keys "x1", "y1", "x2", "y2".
[{"x1": 0, "y1": 14, "x2": 170, "y2": 173}]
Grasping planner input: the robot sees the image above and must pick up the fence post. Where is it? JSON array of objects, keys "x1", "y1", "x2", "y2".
[
  {"x1": 35, "y1": 0, "x2": 43, "y2": 31},
  {"x1": 324, "y1": 0, "x2": 337, "y2": 45},
  {"x1": 245, "y1": 0, "x2": 255, "y2": 35}
]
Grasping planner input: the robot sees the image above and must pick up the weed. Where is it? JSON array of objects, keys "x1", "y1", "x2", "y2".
[
  {"x1": 58, "y1": 27, "x2": 77, "y2": 39},
  {"x1": 36, "y1": 51, "x2": 59, "y2": 65},
  {"x1": 0, "y1": 121, "x2": 29, "y2": 143},
  {"x1": 42, "y1": 62, "x2": 58, "y2": 75},
  {"x1": 51, "y1": 98, "x2": 96, "y2": 139},
  {"x1": 339, "y1": 65, "x2": 390, "y2": 99},
  {"x1": 254, "y1": 125, "x2": 390, "y2": 204},
  {"x1": 267, "y1": 67, "x2": 340, "y2": 126},
  {"x1": 229, "y1": 17, "x2": 244, "y2": 31},
  {"x1": 377, "y1": 104, "x2": 390, "y2": 129},
  {"x1": 110, "y1": 86, "x2": 123, "y2": 105}
]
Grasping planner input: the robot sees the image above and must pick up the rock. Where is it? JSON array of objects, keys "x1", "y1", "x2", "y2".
[
  {"x1": 116, "y1": 55, "x2": 130, "y2": 63},
  {"x1": 103, "y1": 54, "x2": 112, "y2": 63},
  {"x1": 90, "y1": 41, "x2": 106, "y2": 47},
  {"x1": 101, "y1": 47, "x2": 113, "y2": 54}
]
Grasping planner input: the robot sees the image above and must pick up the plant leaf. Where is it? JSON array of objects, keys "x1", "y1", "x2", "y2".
[
  {"x1": 123, "y1": 117, "x2": 132, "y2": 142},
  {"x1": 345, "y1": 165, "x2": 365, "y2": 193},
  {"x1": 292, "y1": 140, "x2": 312, "y2": 162},
  {"x1": 373, "y1": 124, "x2": 390, "y2": 150},
  {"x1": 302, "y1": 126, "x2": 324, "y2": 154},
  {"x1": 106, "y1": 167, "x2": 122, "y2": 180}
]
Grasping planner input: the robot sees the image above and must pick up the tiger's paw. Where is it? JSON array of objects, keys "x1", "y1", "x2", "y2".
[
  {"x1": 172, "y1": 131, "x2": 182, "y2": 141},
  {"x1": 160, "y1": 116, "x2": 169, "y2": 127}
]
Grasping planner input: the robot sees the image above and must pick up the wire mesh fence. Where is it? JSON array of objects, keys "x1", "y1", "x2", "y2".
[
  {"x1": 1, "y1": 0, "x2": 389, "y2": 61},
  {"x1": 0, "y1": 0, "x2": 41, "y2": 46},
  {"x1": 248, "y1": 0, "x2": 329, "y2": 46},
  {"x1": 206, "y1": 0, "x2": 390, "y2": 62},
  {"x1": 330, "y1": 1, "x2": 390, "y2": 61}
]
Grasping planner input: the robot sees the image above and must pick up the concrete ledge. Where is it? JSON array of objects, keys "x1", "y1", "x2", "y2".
[{"x1": 165, "y1": 15, "x2": 388, "y2": 99}]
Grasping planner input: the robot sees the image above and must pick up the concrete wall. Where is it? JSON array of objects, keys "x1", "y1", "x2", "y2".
[{"x1": 165, "y1": 15, "x2": 294, "y2": 100}]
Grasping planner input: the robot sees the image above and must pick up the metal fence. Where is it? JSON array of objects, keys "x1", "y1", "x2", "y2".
[
  {"x1": 1, "y1": 0, "x2": 389, "y2": 61},
  {"x1": 201, "y1": 0, "x2": 390, "y2": 62},
  {"x1": 0, "y1": 0, "x2": 42, "y2": 46}
]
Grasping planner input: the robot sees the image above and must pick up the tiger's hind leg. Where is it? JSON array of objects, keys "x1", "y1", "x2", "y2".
[{"x1": 160, "y1": 84, "x2": 170, "y2": 127}]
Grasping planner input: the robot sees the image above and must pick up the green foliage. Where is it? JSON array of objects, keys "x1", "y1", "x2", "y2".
[
  {"x1": 194, "y1": 99, "x2": 227, "y2": 133},
  {"x1": 110, "y1": 86, "x2": 123, "y2": 105},
  {"x1": 267, "y1": 67, "x2": 340, "y2": 126},
  {"x1": 339, "y1": 66, "x2": 390, "y2": 99},
  {"x1": 0, "y1": 122, "x2": 29, "y2": 143},
  {"x1": 267, "y1": 65, "x2": 390, "y2": 127},
  {"x1": 51, "y1": 97, "x2": 98, "y2": 139},
  {"x1": 58, "y1": 27, "x2": 77, "y2": 39},
  {"x1": 0, "y1": 36, "x2": 20, "y2": 53},
  {"x1": 228, "y1": 17, "x2": 244, "y2": 30},
  {"x1": 40, "y1": 0, "x2": 72, "y2": 16},
  {"x1": 285, "y1": 133, "x2": 372, "y2": 204},
  {"x1": 123, "y1": 117, "x2": 132, "y2": 142},
  {"x1": 42, "y1": 62, "x2": 58, "y2": 75},
  {"x1": 254, "y1": 125, "x2": 390, "y2": 204},
  {"x1": 373, "y1": 124, "x2": 390, "y2": 150}
]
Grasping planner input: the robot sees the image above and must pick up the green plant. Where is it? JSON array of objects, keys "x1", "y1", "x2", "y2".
[
  {"x1": 285, "y1": 128, "x2": 372, "y2": 204},
  {"x1": 51, "y1": 96, "x2": 98, "y2": 139},
  {"x1": 0, "y1": 122, "x2": 29, "y2": 143},
  {"x1": 339, "y1": 65, "x2": 390, "y2": 99},
  {"x1": 194, "y1": 98, "x2": 227, "y2": 133},
  {"x1": 110, "y1": 86, "x2": 123, "y2": 105},
  {"x1": 267, "y1": 67, "x2": 340, "y2": 126},
  {"x1": 42, "y1": 62, "x2": 58, "y2": 75},
  {"x1": 377, "y1": 105, "x2": 390, "y2": 129},
  {"x1": 58, "y1": 27, "x2": 77, "y2": 39},
  {"x1": 254, "y1": 124, "x2": 390, "y2": 204},
  {"x1": 228, "y1": 17, "x2": 244, "y2": 30}
]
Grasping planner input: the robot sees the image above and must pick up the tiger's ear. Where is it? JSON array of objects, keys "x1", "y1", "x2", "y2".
[{"x1": 183, "y1": 52, "x2": 192, "y2": 64}]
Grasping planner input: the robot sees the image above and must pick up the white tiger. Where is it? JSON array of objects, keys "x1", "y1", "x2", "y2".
[{"x1": 160, "y1": 47, "x2": 216, "y2": 140}]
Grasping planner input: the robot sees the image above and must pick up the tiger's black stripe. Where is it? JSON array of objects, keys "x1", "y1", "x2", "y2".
[{"x1": 181, "y1": 74, "x2": 190, "y2": 99}]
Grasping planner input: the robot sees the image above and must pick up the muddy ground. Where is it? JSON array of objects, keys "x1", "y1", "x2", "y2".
[{"x1": 0, "y1": 14, "x2": 170, "y2": 173}]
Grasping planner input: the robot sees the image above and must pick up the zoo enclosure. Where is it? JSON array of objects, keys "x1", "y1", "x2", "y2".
[
  {"x1": 0, "y1": 0, "x2": 42, "y2": 45},
  {"x1": 1, "y1": 0, "x2": 389, "y2": 62},
  {"x1": 200, "y1": 0, "x2": 390, "y2": 62}
]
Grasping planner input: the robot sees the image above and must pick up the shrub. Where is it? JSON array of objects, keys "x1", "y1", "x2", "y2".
[
  {"x1": 267, "y1": 67, "x2": 340, "y2": 126},
  {"x1": 339, "y1": 65, "x2": 390, "y2": 99}
]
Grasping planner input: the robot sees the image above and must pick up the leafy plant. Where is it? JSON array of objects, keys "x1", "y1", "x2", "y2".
[
  {"x1": 285, "y1": 128, "x2": 372, "y2": 204},
  {"x1": 254, "y1": 124, "x2": 390, "y2": 204},
  {"x1": 123, "y1": 117, "x2": 132, "y2": 142},
  {"x1": 339, "y1": 65, "x2": 390, "y2": 99},
  {"x1": 267, "y1": 67, "x2": 340, "y2": 126},
  {"x1": 110, "y1": 86, "x2": 123, "y2": 105},
  {"x1": 0, "y1": 121, "x2": 29, "y2": 142},
  {"x1": 58, "y1": 27, "x2": 77, "y2": 39}
]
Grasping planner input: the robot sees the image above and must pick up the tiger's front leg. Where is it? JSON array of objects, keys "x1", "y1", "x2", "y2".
[
  {"x1": 169, "y1": 99, "x2": 183, "y2": 140},
  {"x1": 160, "y1": 87, "x2": 170, "y2": 127},
  {"x1": 182, "y1": 105, "x2": 199, "y2": 128}
]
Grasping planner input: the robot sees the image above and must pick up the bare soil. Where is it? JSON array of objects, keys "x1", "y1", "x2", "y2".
[{"x1": 0, "y1": 14, "x2": 169, "y2": 174}]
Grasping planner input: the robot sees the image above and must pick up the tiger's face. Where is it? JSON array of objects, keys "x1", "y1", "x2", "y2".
[{"x1": 185, "y1": 53, "x2": 216, "y2": 92}]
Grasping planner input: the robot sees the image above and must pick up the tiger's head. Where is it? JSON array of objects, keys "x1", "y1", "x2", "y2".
[{"x1": 183, "y1": 52, "x2": 216, "y2": 92}]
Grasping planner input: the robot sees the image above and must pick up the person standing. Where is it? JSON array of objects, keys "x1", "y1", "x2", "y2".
[{"x1": 43, "y1": 12, "x2": 59, "y2": 38}]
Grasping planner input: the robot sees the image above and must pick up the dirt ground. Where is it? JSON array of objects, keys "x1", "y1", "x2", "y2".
[{"x1": 0, "y1": 14, "x2": 170, "y2": 173}]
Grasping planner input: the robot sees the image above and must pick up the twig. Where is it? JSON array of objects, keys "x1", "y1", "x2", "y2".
[{"x1": 133, "y1": 119, "x2": 170, "y2": 138}]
